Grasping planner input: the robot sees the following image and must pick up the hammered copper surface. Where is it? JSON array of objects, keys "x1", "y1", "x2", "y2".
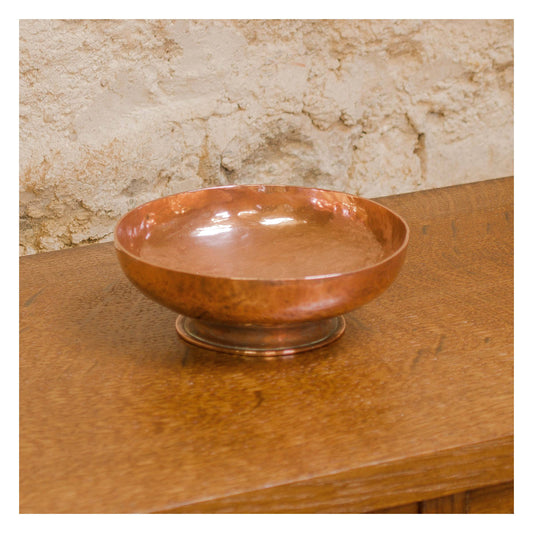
[{"x1": 114, "y1": 184, "x2": 409, "y2": 354}]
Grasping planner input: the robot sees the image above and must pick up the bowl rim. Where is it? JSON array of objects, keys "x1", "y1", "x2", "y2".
[{"x1": 114, "y1": 183, "x2": 410, "y2": 282}]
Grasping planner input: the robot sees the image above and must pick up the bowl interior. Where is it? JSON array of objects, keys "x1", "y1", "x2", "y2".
[{"x1": 115, "y1": 185, "x2": 407, "y2": 280}]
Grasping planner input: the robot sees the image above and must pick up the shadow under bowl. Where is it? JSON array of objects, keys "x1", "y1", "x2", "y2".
[{"x1": 114, "y1": 184, "x2": 409, "y2": 356}]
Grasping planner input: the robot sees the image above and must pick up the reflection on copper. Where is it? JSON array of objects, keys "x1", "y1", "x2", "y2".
[
  {"x1": 115, "y1": 184, "x2": 409, "y2": 356},
  {"x1": 237, "y1": 209, "x2": 259, "y2": 217},
  {"x1": 191, "y1": 224, "x2": 233, "y2": 237},
  {"x1": 259, "y1": 216, "x2": 300, "y2": 226},
  {"x1": 211, "y1": 210, "x2": 231, "y2": 221}
]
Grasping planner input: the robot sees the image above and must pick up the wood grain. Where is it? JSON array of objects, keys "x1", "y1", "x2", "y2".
[
  {"x1": 165, "y1": 436, "x2": 512, "y2": 513},
  {"x1": 370, "y1": 481, "x2": 514, "y2": 514},
  {"x1": 420, "y1": 492, "x2": 468, "y2": 513},
  {"x1": 371, "y1": 502, "x2": 420, "y2": 514},
  {"x1": 19, "y1": 177, "x2": 513, "y2": 513},
  {"x1": 467, "y1": 481, "x2": 514, "y2": 513}
]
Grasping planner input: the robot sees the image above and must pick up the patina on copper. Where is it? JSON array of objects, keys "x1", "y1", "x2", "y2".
[{"x1": 114, "y1": 184, "x2": 409, "y2": 356}]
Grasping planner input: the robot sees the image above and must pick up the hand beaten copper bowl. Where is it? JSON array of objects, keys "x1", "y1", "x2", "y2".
[{"x1": 115, "y1": 184, "x2": 409, "y2": 356}]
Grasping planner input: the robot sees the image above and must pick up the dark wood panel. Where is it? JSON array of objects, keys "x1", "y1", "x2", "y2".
[
  {"x1": 421, "y1": 492, "x2": 467, "y2": 513},
  {"x1": 370, "y1": 502, "x2": 420, "y2": 514},
  {"x1": 467, "y1": 482, "x2": 514, "y2": 514}
]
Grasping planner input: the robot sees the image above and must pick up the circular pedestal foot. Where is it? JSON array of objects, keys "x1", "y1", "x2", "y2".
[{"x1": 176, "y1": 315, "x2": 345, "y2": 356}]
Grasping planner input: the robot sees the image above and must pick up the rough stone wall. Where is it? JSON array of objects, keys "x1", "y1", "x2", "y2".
[{"x1": 19, "y1": 19, "x2": 513, "y2": 255}]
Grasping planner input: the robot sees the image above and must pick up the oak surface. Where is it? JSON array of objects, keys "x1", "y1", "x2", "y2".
[
  {"x1": 19, "y1": 177, "x2": 513, "y2": 513},
  {"x1": 371, "y1": 481, "x2": 514, "y2": 514}
]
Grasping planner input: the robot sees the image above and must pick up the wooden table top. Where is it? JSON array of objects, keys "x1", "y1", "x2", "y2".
[{"x1": 19, "y1": 177, "x2": 513, "y2": 514}]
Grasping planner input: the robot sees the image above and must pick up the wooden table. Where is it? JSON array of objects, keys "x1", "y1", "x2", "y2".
[{"x1": 19, "y1": 177, "x2": 514, "y2": 514}]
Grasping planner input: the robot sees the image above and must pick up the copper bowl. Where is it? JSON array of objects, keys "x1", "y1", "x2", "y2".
[{"x1": 114, "y1": 185, "x2": 409, "y2": 356}]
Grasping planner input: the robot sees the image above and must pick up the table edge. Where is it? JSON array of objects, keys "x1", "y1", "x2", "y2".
[{"x1": 154, "y1": 435, "x2": 513, "y2": 514}]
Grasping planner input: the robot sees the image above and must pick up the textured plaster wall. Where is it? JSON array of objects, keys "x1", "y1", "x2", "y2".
[{"x1": 19, "y1": 19, "x2": 514, "y2": 255}]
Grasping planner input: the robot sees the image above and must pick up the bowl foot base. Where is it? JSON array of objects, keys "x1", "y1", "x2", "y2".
[{"x1": 176, "y1": 315, "x2": 345, "y2": 356}]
